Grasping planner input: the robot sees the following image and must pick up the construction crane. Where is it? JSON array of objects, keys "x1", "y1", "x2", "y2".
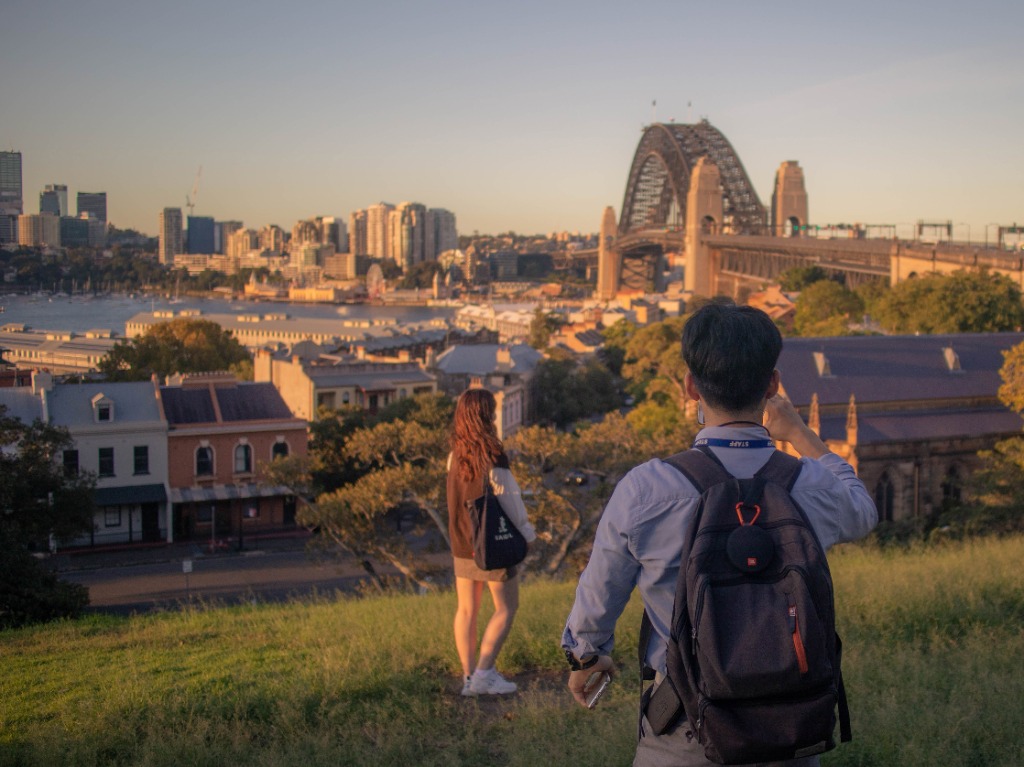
[{"x1": 185, "y1": 165, "x2": 203, "y2": 218}]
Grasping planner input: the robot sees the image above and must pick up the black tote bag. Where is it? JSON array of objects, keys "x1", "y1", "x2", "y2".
[{"x1": 469, "y1": 475, "x2": 528, "y2": 571}]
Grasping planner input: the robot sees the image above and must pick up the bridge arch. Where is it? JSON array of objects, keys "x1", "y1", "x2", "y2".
[{"x1": 619, "y1": 121, "x2": 766, "y2": 237}]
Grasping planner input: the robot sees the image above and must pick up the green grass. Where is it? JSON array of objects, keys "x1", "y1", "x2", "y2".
[{"x1": 2, "y1": 536, "x2": 1022, "y2": 766}]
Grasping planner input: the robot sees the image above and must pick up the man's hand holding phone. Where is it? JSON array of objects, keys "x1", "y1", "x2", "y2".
[{"x1": 567, "y1": 654, "x2": 615, "y2": 708}]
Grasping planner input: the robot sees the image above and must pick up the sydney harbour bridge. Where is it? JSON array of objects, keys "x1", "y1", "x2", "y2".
[{"x1": 589, "y1": 120, "x2": 1024, "y2": 299}]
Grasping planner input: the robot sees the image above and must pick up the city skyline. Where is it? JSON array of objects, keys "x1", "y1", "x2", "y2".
[{"x1": 1, "y1": 1, "x2": 1022, "y2": 240}]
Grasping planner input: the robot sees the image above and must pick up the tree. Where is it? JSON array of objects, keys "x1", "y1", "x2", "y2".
[
  {"x1": 0, "y1": 408, "x2": 95, "y2": 628},
  {"x1": 621, "y1": 315, "x2": 689, "y2": 407},
  {"x1": 528, "y1": 308, "x2": 559, "y2": 350},
  {"x1": 874, "y1": 269, "x2": 1024, "y2": 334},
  {"x1": 998, "y1": 340, "x2": 1024, "y2": 416},
  {"x1": 507, "y1": 410, "x2": 697, "y2": 573},
  {"x1": 599, "y1": 320, "x2": 636, "y2": 376},
  {"x1": 264, "y1": 394, "x2": 454, "y2": 592},
  {"x1": 99, "y1": 318, "x2": 252, "y2": 382},
  {"x1": 793, "y1": 280, "x2": 865, "y2": 337},
  {"x1": 531, "y1": 356, "x2": 621, "y2": 428},
  {"x1": 779, "y1": 265, "x2": 836, "y2": 292}
]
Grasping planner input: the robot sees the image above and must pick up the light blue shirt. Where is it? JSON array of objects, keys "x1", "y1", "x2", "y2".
[{"x1": 561, "y1": 425, "x2": 878, "y2": 673}]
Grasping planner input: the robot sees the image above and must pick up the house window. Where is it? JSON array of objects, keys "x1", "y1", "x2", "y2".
[
  {"x1": 133, "y1": 446, "x2": 149, "y2": 475},
  {"x1": 98, "y1": 447, "x2": 115, "y2": 477},
  {"x1": 196, "y1": 446, "x2": 214, "y2": 476},
  {"x1": 317, "y1": 392, "x2": 336, "y2": 410},
  {"x1": 234, "y1": 444, "x2": 252, "y2": 474},
  {"x1": 104, "y1": 507, "x2": 122, "y2": 527},
  {"x1": 272, "y1": 441, "x2": 289, "y2": 460},
  {"x1": 97, "y1": 403, "x2": 111, "y2": 422},
  {"x1": 342, "y1": 391, "x2": 350, "y2": 405},
  {"x1": 875, "y1": 472, "x2": 895, "y2": 522},
  {"x1": 63, "y1": 449, "x2": 79, "y2": 477}
]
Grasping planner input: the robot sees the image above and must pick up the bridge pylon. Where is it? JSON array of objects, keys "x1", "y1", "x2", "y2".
[
  {"x1": 684, "y1": 157, "x2": 723, "y2": 296},
  {"x1": 772, "y1": 161, "x2": 809, "y2": 237},
  {"x1": 596, "y1": 206, "x2": 620, "y2": 300}
]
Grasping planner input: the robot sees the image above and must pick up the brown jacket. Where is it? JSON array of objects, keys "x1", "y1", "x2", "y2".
[{"x1": 447, "y1": 452, "x2": 511, "y2": 559}]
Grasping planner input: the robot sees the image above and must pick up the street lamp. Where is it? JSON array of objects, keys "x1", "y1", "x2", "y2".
[{"x1": 985, "y1": 223, "x2": 1001, "y2": 249}]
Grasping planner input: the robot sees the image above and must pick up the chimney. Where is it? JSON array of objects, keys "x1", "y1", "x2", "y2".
[
  {"x1": 496, "y1": 346, "x2": 512, "y2": 369},
  {"x1": 31, "y1": 369, "x2": 53, "y2": 394}
]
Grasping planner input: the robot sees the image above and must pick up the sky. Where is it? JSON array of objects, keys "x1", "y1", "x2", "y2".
[{"x1": 2, "y1": 0, "x2": 1022, "y2": 241}]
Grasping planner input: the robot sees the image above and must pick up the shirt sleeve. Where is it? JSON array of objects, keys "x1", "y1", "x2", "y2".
[
  {"x1": 795, "y1": 453, "x2": 879, "y2": 549},
  {"x1": 489, "y1": 466, "x2": 536, "y2": 542},
  {"x1": 561, "y1": 471, "x2": 642, "y2": 658}
]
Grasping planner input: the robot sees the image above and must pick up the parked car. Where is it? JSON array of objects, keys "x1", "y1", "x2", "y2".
[{"x1": 563, "y1": 469, "x2": 587, "y2": 486}]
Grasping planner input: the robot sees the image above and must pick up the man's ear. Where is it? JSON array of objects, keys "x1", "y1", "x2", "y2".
[
  {"x1": 684, "y1": 371, "x2": 702, "y2": 402},
  {"x1": 766, "y1": 369, "x2": 781, "y2": 399}
]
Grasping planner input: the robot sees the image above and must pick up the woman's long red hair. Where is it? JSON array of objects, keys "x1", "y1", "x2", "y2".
[{"x1": 451, "y1": 388, "x2": 503, "y2": 482}]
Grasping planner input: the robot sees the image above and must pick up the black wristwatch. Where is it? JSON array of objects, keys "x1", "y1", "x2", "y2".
[{"x1": 565, "y1": 649, "x2": 599, "y2": 671}]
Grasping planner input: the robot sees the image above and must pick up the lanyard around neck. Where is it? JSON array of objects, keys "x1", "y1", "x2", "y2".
[{"x1": 693, "y1": 437, "x2": 774, "y2": 449}]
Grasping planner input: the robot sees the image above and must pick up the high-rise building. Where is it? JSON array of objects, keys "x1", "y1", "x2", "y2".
[
  {"x1": 18, "y1": 213, "x2": 61, "y2": 247},
  {"x1": 349, "y1": 210, "x2": 368, "y2": 256},
  {"x1": 76, "y1": 192, "x2": 107, "y2": 225},
  {"x1": 227, "y1": 228, "x2": 259, "y2": 258},
  {"x1": 187, "y1": 215, "x2": 215, "y2": 254},
  {"x1": 216, "y1": 220, "x2": 243, "y2": 254},
  {"x1": 365, "y1": 202, "x2": 394, "y2": 260},
  {"x1": 40, "y1": 184, "x2": 68, "y2": 217},
  {"x1": 321, "y1": 216, "x2": 348, "y2": 253},
  {"x1": 259, "y1": 224, "x2": 286, "y2": 253},
  {"x1": 0, "y1": 151, "x2": 23, "y2": 244},
  {"x1": 392, "y1": 202, "x2": 427, "y2": 271},
  {"x1": 292, "y1": 218, "x2": 321, "y2": 245},
  {"x1": 60, "y1": 216, "x2": 91, "y2": 248},
  {"x1": 428, "y1": 208, "x2": 458, "y2": 258},
  {"x1": 159, "y1": 208, "x2": 183, "y2": 265}
]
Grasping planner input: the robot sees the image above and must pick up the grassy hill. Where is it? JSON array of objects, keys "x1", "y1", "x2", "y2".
[{"x1": 2, "y1": 536, "x2": 1022, "y2": 766}]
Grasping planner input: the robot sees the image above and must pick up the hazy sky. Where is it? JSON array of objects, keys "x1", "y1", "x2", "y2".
[{"x1": 2, "y1": 0, "x2": 1022, "y2": 240}]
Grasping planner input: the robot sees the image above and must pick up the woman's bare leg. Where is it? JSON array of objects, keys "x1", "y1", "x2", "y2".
[
  {"x1": 476, "y1": 576, "x2": 519, "y2": 671},
  {"x1": 454, "y1": 577, "x2": 484, "y2": 677}
]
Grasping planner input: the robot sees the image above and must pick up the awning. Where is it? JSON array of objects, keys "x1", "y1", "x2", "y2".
[
  {"x1": 93, "y1": 483, "x2": 168, "y2": 507},
  {"x1": 169, "y1": 484, "x2": 294, "y2": 505}
]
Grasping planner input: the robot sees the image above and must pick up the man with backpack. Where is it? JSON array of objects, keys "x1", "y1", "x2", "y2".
[{"x1": 562, "y1": 303, "x2": 877, "y2": 766}]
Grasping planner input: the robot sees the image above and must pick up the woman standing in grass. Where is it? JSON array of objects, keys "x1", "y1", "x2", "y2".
[{"x1": 447, "y1": 388, "x2": 536, "y2": 696}]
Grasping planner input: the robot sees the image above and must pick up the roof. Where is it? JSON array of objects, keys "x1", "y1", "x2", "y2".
[
  {"x1": 160, "y1": 382, "x2": 295, "y2": 425},
  {"x1": 778, "y1": 332, "x2": 1024, "y2": 408},
  {"x1": 94, "y1": 483, "x2": 167, "y2": 507},
  {"x1": 0, "y1": 387, "x2": 44, "y2": 424},
  {"x1": 433, "y1": 344, "x2": 542, "y2": 376},
  {"x1": 303, "y1": 363, "x2": 436, "y2": 388},
  {"x1": 46, "y1": 381, "x2": 163, "y2": 427},
  {"x1": 819, "y1": 407, "x2": 1024, "y2": 445}
]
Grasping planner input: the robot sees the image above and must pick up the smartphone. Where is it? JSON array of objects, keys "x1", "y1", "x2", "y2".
[{"x1": 585, "y1": 672, "x2": 612, "y2": 709}]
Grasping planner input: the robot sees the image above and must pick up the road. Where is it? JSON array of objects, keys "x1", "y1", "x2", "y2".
[{"x1": 61, "y1": 545, "x2": 395, "y2": 616}]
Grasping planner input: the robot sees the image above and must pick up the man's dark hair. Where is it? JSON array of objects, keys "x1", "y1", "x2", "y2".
[{"x1": 681, "y1": 303, "x2": 782, "y2": 412}]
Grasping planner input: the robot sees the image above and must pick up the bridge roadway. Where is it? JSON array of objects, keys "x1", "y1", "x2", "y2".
[{"x1": 570, "y1": 233, "x2": 1022, "y2": 290}]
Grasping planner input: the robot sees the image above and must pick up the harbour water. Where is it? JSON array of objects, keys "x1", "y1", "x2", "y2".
[{"x1": 0, "y1": 293, "x2": 456, "y2": 335}]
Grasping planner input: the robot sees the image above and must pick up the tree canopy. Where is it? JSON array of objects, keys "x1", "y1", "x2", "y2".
[
  {"x1": 99, "y1": 318, "x2": 252, "y2": 382},
  {"x1": 874, "y1": 270, "x2": 1024, "y2": 334},
  {"x1": 0, "y1": 407, "x2": 94, "y2": 627},
  {"x1": 621, "y1": 315, "x2": 689, "y2": 408},
  {"x1": 793, "y1": 280, "x2": 865, "y2": 337}
]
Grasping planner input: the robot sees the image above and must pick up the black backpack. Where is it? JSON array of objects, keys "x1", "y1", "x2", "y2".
[{"x1": 640, "y1": 446, "x2": 851, "y2": 765}]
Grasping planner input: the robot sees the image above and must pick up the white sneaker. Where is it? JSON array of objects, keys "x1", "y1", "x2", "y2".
[
  {"x1": 460, "y1": 676, "x2": 473, "y2": 697},
  {"x1": 467, "y1": 668, "x2": 517, "y2": 696}
]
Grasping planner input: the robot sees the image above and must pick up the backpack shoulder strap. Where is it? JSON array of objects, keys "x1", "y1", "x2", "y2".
[
  {"x1": 753, "y1": 449, "x2": 803, "y2": 490},
  {"x1": 662, "y1": 446, "x2": 731, "y2": 493}
]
